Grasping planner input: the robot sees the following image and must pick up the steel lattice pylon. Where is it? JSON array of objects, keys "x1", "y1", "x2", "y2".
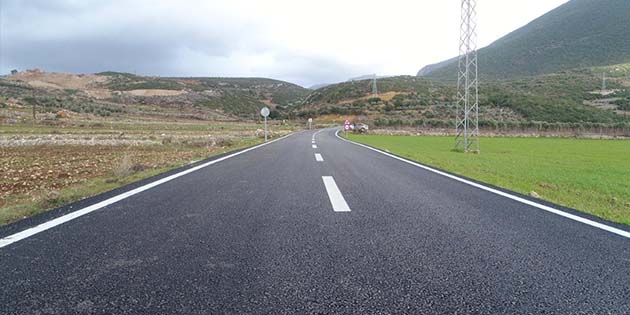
[
  {"x1": 372, "y1": 74, "x2": 378, "y2": 97},
  {"x1": 455, "y1": 0, "x2": 479, "y2": 153}
]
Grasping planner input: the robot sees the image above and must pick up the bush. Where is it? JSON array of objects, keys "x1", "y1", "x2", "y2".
[
  {"x1": 112, "y1": 156, "x2": 133, "y2": 178},
  {"x1": 368, "y1": 97, "x2": 381, "y2": 105},
  {"x1": 614, "y1": 98, "x2": 630, "y2": 111}
]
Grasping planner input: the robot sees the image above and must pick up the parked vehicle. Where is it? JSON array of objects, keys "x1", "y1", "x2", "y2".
[{"x1": 354, "y1": 123, "x2": 369, "y2": 133}]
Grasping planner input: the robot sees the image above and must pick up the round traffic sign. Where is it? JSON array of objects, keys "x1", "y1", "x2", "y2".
[
  {"x1": 260, "y1": 107, "x2": 270, "y2": 117},
  {"x1": 344, "y1": 124, "x2": 350, "y2": 131}
]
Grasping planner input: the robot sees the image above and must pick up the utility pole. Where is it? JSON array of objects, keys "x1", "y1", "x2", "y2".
[{"x1": 455, "y1": 0, "x2": 479, "y2": 153}]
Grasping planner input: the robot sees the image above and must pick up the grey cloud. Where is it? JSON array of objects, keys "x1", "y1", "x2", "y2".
[
  {"x1": 2, "y1": 0, "x2": 103, "y2": 14},
  {"x1": 264, "y1": 53, "x2": 369, "y2": 87},
  {"x1": 4, "y1": 37, "x2": 177, "y2": 75},
  {"x1": 0, "y1": 0, "x2": 369, "y2": 87}
]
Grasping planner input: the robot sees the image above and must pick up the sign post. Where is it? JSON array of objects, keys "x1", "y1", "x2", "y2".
[
  {"x1": 308, "y1": 118, "x2": 313, "y2": 130},
  {"x1": 343, "y1": 119, "x2": 351, "y2": 137},
  {"x1": 260, "y1": 107, "x2": 270, "y2": 142}
]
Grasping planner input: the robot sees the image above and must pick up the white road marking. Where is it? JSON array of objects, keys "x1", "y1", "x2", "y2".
[
  {"x1": 312, "y1": 144, "x2": 317, "y2": 149},
  {"x1": 312, "y1": 129, "x2": 323, "y2": 142},
  {"x1": 336, "y1": 130, "x2": 630, "y2": 239},
  {"x1": 0, "y1": 133, "x2": 296, "y2": 249},
  {"x1": 322, "y1": 176, "x2": 351, "y2": 212},
  {"x1": 315, "y1": 153, "x2": 324, "y2": 162},
  {"x1": 312, "y1": 140, "x2": 316, "y2": 144}
]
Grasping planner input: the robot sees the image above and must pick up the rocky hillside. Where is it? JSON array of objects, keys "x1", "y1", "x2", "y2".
[
  {"x1": 0, "y1": 70, "x2": 310, "y2": 122},
  {"x1": 299, "y1": 65, "x2": 630, "y2": 128}
]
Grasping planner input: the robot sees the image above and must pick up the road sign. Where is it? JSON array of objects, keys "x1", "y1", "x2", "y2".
[
  {"x1": 308, "y1": 118, "x2": 313, "y2": 130},
  {"x1": 344, "y1": 124, "x2": 350, "y2": 131},
  {"x1": 344, "y1": 119, "x2": 351, "y2": 126},
  {"x1": 260, "y1": 107, "x2": 270, "y2": 117},
  {"x1": 260, "y1": 107, "x2": 270, "y2": 142}
]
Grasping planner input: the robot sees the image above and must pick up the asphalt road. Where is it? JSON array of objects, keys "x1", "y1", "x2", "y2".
[{"x1": 1, "y1": 128, "x2": 629, "y2": 314}]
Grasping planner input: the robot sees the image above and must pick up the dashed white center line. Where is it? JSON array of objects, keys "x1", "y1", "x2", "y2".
[
  {"x1": 311, "y1": 129, "x2": 323, "y2": 142},
  {"x1": 322, "y1": 176, "x2": 351, "y2": 212},
  {"x1": 312, "y1": 144, "x2": 317, "y2": 149},
  {"x1": 315, "y1": 153, "x2": 324, "y2": 162}
]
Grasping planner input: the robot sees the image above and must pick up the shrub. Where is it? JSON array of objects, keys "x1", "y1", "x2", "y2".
[{"x1": 112, "y1": 155, "x2": 133, "y2": 178}]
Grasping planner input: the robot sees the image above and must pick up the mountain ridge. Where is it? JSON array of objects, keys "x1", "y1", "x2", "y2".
[
  {"x1": 419, "y1": 0, "x2": 630, "y2": 80},
  {"x1": 2, "y1": 69, "x2": 310, "y2": 120},
  {"x1": 299, "y1": 65, "x2": 630, "y2": 126}
]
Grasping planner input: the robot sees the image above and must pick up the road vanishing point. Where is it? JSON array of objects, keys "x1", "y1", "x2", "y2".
[{"x1": 1, "y1": 128, "x2": 629, "y2": 314}]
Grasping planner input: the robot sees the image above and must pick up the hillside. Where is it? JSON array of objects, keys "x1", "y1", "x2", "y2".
[
  {"x1": 419, "y1": 0, "x2": 630, "y2": 81},
  {"x1": 308, "y1": 75, "x2": 392, "y2": 91},
  {"x1": 308, "y1": 83, "x2": 331, "y2": 90},
  {"x1": 0, "y1": 70, "x2": 310, "y2": 121},
  {"x1": 299, "y1": 65, "x2": 630, "y2": 129}
]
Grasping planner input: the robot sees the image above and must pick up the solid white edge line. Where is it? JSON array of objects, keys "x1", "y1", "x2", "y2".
[
  {"x1": 335, "y1": 129, "x2": 630, "y2": 239},
  {"x1": 322, "y1": 176, "x2": 351, "y2": 212},
  {"x1": 315, "y1": 153, "x2": 324, "y2": 162},
  {"x1": 0, "y1": 133, "x2": 296, "y2": 249}
]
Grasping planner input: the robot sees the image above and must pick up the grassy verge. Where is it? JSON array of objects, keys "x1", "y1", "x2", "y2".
[
  {"x1": 0, "y1": 138, "x2": 263, "y2": 226},
  {"x1": 0, "y1": 120, "x2": 282, "y2": 136},
  {"x1": 347, "y1": 134, "x2": 630, "y2": 225}
]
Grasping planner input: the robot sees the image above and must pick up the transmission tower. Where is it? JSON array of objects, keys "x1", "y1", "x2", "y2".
[
  {"x1": 372, "y1": 74, "x2": 378, "y2": 97},
  {"x1": 455, "y1": 0, "x2": 479, "y2": 153}
]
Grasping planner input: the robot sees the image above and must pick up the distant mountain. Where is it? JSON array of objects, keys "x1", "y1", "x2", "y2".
[
  {"x1": 308, "y1": 83, "x2": 331, "y2": 90},
  {"x1": 309, "y1": 75, "x2": 393, "y2": 91},
  {"x1": 347, "y1": 74, "x2": 392, "y2": 81},
  {"x1": 419, "y1": 0, "x2": 630, "y2": 80},
  {"x1": 416, "y1": 57, "x2": 456, "y2": 76}
]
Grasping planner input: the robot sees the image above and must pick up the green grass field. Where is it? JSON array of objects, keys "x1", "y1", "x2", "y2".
[{"x1": 347, "y1": 134, "x2": 630, "y2": 225}]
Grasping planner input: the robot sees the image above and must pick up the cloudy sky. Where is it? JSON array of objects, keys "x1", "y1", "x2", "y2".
[{"x1": 1, "y1": 0, "x2": 569, "y2": 87}]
